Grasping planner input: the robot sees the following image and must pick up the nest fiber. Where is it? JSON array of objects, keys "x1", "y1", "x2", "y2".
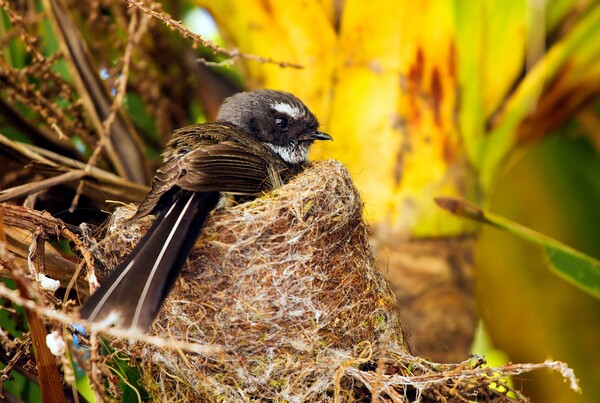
[{"x1": 97, "y1": 160, "x2": 406, "y2": 401}]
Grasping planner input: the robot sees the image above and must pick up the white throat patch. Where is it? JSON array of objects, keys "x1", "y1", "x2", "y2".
[
  {"x1": 266, "y1": 141, "x2": 310, "y2": 165},
  {"x1": 272, "y1": 102, "x2": 305, "y2": 119}
]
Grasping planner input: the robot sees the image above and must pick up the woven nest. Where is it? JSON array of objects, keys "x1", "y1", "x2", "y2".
[{"x1": 89, "y1": 160, "x2": 512, "y2": 402}]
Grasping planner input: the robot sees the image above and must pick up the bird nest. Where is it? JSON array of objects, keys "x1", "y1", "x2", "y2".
[{"x1": 84, "y1": 160, "x2": 551, "y2": 401}]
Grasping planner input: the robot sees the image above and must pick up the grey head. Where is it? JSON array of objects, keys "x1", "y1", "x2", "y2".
[{"x1": 217, "y1": 89, "x2": 332, "y2": 165}]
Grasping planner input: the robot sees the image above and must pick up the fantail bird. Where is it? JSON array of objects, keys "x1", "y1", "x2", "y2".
[{"x1": 79, "y1": 89, "x2": 332, "y2": 331}]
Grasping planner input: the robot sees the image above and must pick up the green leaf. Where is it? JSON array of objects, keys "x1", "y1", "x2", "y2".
[
  {"x1": 436, "y1": 197, "x2": 600, "y2": 299},
  {"x1": 546, "y1": 247, "x2": 600, "y2": 298}
]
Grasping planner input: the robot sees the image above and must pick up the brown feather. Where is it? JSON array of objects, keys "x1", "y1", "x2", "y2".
[{"x1": 132, "y1": 123, "x2": 287, "y2": 220}]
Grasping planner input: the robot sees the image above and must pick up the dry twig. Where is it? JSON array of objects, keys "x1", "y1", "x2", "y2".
[{"x1": 121, "y1": 0, "x2": 303, "y2": 69}]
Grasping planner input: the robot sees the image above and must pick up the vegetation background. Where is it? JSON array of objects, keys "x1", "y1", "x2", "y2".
[{"x1": 1, "y1": 0, "x2": 600, "y2": 401}]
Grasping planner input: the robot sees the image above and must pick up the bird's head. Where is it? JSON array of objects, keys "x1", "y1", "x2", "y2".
[{"x1": 217, "y1": 89, "x2": 332, "y2": 165}]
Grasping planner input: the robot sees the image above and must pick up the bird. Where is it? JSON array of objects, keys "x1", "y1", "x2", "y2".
[{"x1": 79, "y1": 89, "x2": 332, "y2": 331}]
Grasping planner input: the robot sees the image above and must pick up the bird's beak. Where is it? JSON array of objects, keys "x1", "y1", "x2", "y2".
[{"x1": 300, "y1": 130, "x2": 333, "y2": 142}]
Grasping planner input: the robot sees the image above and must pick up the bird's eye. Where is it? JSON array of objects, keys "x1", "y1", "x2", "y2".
[{"x1": 275, "y1": 116, "x2": 289, "y2": 130}]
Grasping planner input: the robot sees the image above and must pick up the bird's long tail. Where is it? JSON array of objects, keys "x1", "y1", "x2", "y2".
[{"x1": 79, "y1": 191, "x2": 220, "y2": 331}]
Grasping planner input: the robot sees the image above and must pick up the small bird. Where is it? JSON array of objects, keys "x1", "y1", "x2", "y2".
[{"x1": 79, "y1": 90, "x2": 331, "y2": 331}]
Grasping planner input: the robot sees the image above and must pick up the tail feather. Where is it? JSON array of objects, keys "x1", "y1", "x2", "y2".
[{"x1": 79, "y1": 191, "x2": 219, "y2": 331}]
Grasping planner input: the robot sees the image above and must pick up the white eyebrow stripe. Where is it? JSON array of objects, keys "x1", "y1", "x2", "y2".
[{"x1": 272, "y1": 102, "x2": 305, "y2": 119}]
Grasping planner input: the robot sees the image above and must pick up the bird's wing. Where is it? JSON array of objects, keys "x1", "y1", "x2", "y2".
[
  {"x1": 131, "y1": 136, "x2": 285, "y2": 220},
  {"x1": 176, "y1": 140, "x2": 284, "y2": 194}
]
